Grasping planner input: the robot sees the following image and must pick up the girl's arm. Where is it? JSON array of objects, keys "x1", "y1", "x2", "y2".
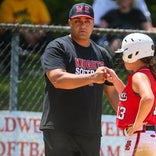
[
  {"x1": 126, "y1": 72, "x2": 154, "y2": 135},
  {"x1": 105, "y1": 67, "x2": 125, "y2": 95}
]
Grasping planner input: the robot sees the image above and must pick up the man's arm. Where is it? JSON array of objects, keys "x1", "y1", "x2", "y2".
[
  {"x1": 46, "y1": 67, "x2": 107, "y2": 89},
  {"x1": 103, "y1": 85, "x2": 119, "y2": 112}
]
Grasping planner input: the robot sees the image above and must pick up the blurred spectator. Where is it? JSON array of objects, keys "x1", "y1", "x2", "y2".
[
  {"x1": 97, "y1": 0, "x2": 153, "y2": 54},
  {"x1": 0, "y1": 0, "x2": 54, "y2": 74},
  {"x1": 92, "y1": 0, "x2": 151, "y2": 27},
  {"x1": 0, "y1": 0, "x2": 53, "y2": 49}
]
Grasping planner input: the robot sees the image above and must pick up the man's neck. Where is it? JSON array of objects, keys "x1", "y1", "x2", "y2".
[{"x1": 69, "y1": 34, "x2": 90, "y2": 47}]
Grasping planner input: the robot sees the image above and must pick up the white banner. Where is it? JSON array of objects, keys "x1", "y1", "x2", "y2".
[
  {"x1": 100, "y1": 115, "x2": 124, "y2": 156},
  {"x1": 0, "y1": 111, "x2": 44, "y2": 156},
  {"x1": 0, "y1": 111, "x2": 124, "y2": 156}
]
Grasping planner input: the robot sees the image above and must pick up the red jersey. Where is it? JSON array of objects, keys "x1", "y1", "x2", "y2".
[{"x1": 116, "y1": 67, "x2": 156, "y2": 130}]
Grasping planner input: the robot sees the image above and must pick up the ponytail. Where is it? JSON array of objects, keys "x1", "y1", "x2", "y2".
[{"x1": 141, "y1": 56, "x2": 156, "y2": 79}]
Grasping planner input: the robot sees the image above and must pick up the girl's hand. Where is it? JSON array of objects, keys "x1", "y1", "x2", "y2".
[{"x1": 104, "y1": 67, "x2": 118, "y2": 83}]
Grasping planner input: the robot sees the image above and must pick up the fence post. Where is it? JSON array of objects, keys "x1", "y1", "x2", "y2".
[{"x1": 9, "y1": 32, "x2": 20, "y2": 111}]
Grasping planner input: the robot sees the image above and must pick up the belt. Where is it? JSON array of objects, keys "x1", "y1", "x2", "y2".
[
  {"x1": 124, "y1": 125, "x2": 156, "y2": 136},
  {"x1": 135, "y1": 125, "x2": 156, "y2": 133},
  {"x1": 146, "y1": 125, "x2": 156, "y2": 131}
]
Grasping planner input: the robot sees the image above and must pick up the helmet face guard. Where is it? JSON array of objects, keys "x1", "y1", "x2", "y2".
[{"x1": 115, "y1": 33, "x2": 155, "y2": 63}]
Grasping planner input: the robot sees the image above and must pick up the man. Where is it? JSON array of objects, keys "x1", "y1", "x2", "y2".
[{"x1": 40, "y1": 3, "x2": 118, "y2": 156}]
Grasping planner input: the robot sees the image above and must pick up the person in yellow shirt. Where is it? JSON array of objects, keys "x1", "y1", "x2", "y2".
[
  {"x1": 0, "y1": 0, "x2": 51, "y2": 24},
  {"x1": 0, "y1": 0, "x2": 52, "y2": 46},
  {"x1": 0, "y1": 0, "x2": 53, "y2": 74}
]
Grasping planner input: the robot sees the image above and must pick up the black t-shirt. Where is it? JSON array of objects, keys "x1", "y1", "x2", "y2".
[
  {"x1": 40, "y1": 35, "x2": 113, "y2": 136},
  {"x1": 101, "y1": 8, "x2": 147, "y2": 29}
]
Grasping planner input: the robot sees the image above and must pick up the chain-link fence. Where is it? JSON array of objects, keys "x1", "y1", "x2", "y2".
[
  {"x1": 0, "y1": 24, "x2": 156, "y2": 114},
  {"x1": 0, "y1": 32, "x2": 46, "y2": 112}
]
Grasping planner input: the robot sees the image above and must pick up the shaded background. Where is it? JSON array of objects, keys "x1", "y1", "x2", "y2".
[{"x1": 43, "y1": 0, "x2": 156, "y2": 26}]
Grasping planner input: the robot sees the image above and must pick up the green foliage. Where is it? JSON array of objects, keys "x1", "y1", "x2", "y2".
[
  {"x1": 0, "y1": 74, "x2": 9, "y2": 110},
  {"x1": 145, "y1": 0, "x2": 156, "y2": 26}
]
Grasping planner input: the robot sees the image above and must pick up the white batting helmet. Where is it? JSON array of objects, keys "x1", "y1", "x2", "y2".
[{"x1": 115, "y1": 33, "x2": 155, "y2": 63}]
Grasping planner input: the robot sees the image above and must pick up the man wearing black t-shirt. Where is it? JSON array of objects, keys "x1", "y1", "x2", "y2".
[{"x1": 40, "y1": 3, "x2": 118, "y2": 156}]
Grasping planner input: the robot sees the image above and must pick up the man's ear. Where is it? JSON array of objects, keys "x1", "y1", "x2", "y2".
[{"x1": 68, "y1": 19, "x2": 71, "y2": 26}]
